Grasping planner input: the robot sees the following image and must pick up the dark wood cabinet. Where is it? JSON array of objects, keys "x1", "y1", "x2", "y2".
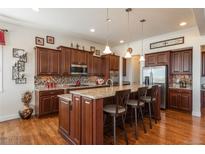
[
  {"x1": 123, "y1": 58, "x2": 126, "y2": 76},
  {"x1": 93, "y1": 56, "x2": 102, "y2": 76},
  {"x1": 145, "y1": 51, "x2": 170, "y2": 67},
  {"x1": 35, "y1": 47, "x2": 61, "y2": 75},
  {"x1": 59, "y1": 98, "x2": 70, "y2": 137},
  {"x1": 109, "y1": 55, "x2": 119, "y2": 71},
  {"x1": 201, "y1": 52, "x2": 205, "y2": 76},
  {"x1": 70, "y1": 95, "x2": 81, "y2": 144},
  {"x1": 171, "y1": 49, "x2": 192, "y2": 75},
  {"x1": 87, "y1": 52, "x2": 93, "y2": 75},
  {"x1": 71, "y1": 49, "x2": 87, "y2": 65},
  {"x1": 169, "y1": 88, "x2": 192, "y2": 112},
  {"x1": 58, "y1": 46, "x2": 71, "y2": 75},
  {"x1": 35, "y1": 90, "x2": 64, "y2": 117},
  {"x1": 81, "y1": 97, "x2": 93, "y2": 144},
  {"x1": 201, "y1": 91, "x2": 205, "y2": 108}
]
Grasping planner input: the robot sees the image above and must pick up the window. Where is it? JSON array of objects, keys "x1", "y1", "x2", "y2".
[{"x1": 0, "y1": 46, "x2": 2, "y2": 92}]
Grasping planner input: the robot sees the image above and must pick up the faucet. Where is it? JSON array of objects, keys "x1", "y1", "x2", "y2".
[{"x1": 106, "y1": 79, "x2": 113, "y2": 86}]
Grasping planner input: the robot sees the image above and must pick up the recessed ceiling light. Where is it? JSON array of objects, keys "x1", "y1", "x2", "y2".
[
  {"x1": 120, "y1": 40, "x2": 124, "y2": 43},
  {"x1": 90, "y1": 28, "x2": 95, "y2": 32},
  {"x1": 179, "y1": 22, "x2": 187, "y2": 26},
  {"x1": 32, "y1": 8, "x2": 39, "y2": 12}
]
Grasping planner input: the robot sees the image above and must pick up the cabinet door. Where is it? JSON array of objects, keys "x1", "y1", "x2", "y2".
[
  {"x1": 61, "y1": 48, "x2": 71, "y2": 75},
  {"x1": 114, "y1": 56, "x2": 119, "y2": 70},
  {"x1": 202, "y1": 52, "x2": 205, "y2": 76},
  {"x1": 51, "y1": 95, "x2": 59, "y2": 113},
  {"x1": 71, "y1": 49, "x2": 79, "y2": 64},
  {"x1": 93, "y1": 56, "x2": 101, "y2": 76},
  {"x1": 37, "y1": 49, "x2": 50, "y2": 75},
  {"x1": 182, "y1": 50, "x2": 192, "y2": 74},
  {"x1": 157, "y1": 52, "x2": 169, "y2": 65},
  {"x1": 201, "y1": 91, "x2": 205, "y2": 108},
  {"x1": 70, "y1": 95, "x2": 81, "y2": 144},
  {"x1": 81, "y1": 97, "x2": 93, "y2": 144},
  {"x1": 180, "y1": 92, "x2": 192, "y2": 112},
  {"x1": 169, "y1": 90, "x2": 180, "y2": 109},
  {"x1": 79, "y1": 51, "x2": 87, "y2": 65},
  {"x1": 40, "y1": 96, "x2": 52, "y2": 115},
  {"x1": 123, "y1": 58, "x2": 126, "y2": 76},
  {"x1": 49, "y1": 50, "x2": 60, "y2": 75},
  {"x1": 145, "y1": 54, "x2": 157, "y2": 66},
  {"x1": 59, "y1": 99, "x2": 70, "y2": 136},
  {"x1": 171, "y1": 52, "x2": 181, "y2": 74},
  {"x1": 109, "y1": 56, "x2": 115, "y2": 70},
  {"x1": 87, "y1": 52, "x2": 93, "y2": 75}
]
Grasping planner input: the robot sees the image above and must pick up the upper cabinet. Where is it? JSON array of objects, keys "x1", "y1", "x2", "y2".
[
  {"x1": 123, "y1": 58, "x2": 126, "y2": 76},
  {"x1": 71, "y1": 49, "x2": 87, "y2": 65},
  {"x1": 92, "y1": 56, "x2": 102, "y2": 76},
  {"x1": 145, "y1": 51, "x2": 170, "y2": 67},
  {"x1": 171, "y1": 49, "x2": 192, "y2": 75},
  {"x1": 35, "y1": 46, "x2": 60, "y2": 75},
  {"x1": 57, "y1": 46, "x2": 71, "y2": 75}
]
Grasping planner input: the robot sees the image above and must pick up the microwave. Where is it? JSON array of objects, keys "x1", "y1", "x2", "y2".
[{"x1": 71, "y1": 64, "x2": 88, "y2": 75}]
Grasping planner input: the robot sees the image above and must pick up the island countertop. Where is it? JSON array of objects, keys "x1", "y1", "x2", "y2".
[{"x1": 70, "y1": 84, "x2": 153, "y2": 99}]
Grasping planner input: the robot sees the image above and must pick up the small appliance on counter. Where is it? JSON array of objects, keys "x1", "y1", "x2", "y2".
[
  {"x1": 179, "y1": 80, "x2": 187, "y2": 88},
  {"x1": 144, "y1": 76, "x2": 150, "y2": 85}
]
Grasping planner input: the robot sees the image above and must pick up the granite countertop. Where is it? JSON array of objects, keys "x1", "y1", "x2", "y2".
[
  {"x1": 169, "y1": 84, "x2": 192, "y2": 90},
  {"x1": 70, "y1": 84, "x2": 154, "y2": 100},
  {"x1": 35, "y1": 84, "x2": 108, "y2": 91},
  {"x1": 58, "y1": 94, "x2": 72, "y2": 101}
]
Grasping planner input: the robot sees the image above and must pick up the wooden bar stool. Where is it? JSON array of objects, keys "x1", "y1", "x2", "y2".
[
  {"x1": 141, "y1": 85, "x2": 159, "y2": 129},
  {"x1": 127, "y1": 87, "x2": 147, "y2": 139},
  {"x1": 103, "y1": 89, "x2": 131, "y2": 145}
]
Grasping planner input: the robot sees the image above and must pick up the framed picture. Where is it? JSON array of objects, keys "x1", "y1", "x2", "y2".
[
  {"x1": 12, "y1": 66, "x2": 19, "y2": 80},
  {"x1": 35, "y1": 37, "x2": 44, "y2": 46},
  {"x1": 13, "y1": 48, "x2": 25, "y2": 58},
  {"x1": 46, "y1": 36, "x2": 55, "y2": 44},
  {"x1": 90, "y1": 46, "x2": 95, "y2": 52},
  {"x1": 94, "y1": 50, "x2": 101, "y2": 56},
  {"x1": 15, "y1": 78, "x2": 27, "y2": 84},
  {"x1": 17, "y1": 61, "x2": 25, "y2": 72}
]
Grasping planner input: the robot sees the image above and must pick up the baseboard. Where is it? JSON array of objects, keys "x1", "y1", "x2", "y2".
[
  {"x1": 192, "y1": 111, "x2": 201, "y2": 117},
  {"x1": 0, "y1": 114, "x2": 20, "y2": 122}
]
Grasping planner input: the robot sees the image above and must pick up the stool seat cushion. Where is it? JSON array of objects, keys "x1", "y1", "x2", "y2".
[
  {"x1": 103, "y1": 104, "x2": 126, "y2": 114},
  {"x1": 141, "y1": 96, "x2": 156, "y2": 103},
  {"x1": 127, "y1": 99, "x2": 144, "y2": 107}
]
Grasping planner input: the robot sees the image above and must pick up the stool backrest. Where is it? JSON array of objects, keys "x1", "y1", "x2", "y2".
[
  {"x1": 115, "y1": 89, "x2": 131, "y2": 115},
  {"x1": 151, "y1": 85, "x2": 159, "y2": 101},
  {"x1": 138, "y1": 87, "x2": 148, "y2": 100}
]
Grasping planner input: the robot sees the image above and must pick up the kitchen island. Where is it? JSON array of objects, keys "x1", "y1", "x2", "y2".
[{"x1": 58, "y1": 84, "x2": 161, "y2": 145}]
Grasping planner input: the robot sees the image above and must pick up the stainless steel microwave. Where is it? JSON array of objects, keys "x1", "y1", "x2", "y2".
[{"x1": 71, "y1": 64, "x2": 88, "y2": 75}]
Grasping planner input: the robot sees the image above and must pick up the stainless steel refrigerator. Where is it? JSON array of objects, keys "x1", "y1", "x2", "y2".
[{"x1": 142, "y1": 66, "x2": 168, "y2": 109}]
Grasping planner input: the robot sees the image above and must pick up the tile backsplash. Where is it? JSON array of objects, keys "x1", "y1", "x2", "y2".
[
  {"x1": 169, "y1": 74, "x2": 192, "y2": 85},
  {"x1": 34, "y1": 75, "x2": 100, "y2": 87}
]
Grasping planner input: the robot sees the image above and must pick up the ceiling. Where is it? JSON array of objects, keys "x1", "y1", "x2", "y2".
[{"x1": 0, "y1": 8, "x2": 196, "y2": 46}]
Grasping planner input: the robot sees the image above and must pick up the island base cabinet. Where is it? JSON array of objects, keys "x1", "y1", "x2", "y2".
[{"x1": 81, "y1": 98, "x2": 104, "y2": 145}]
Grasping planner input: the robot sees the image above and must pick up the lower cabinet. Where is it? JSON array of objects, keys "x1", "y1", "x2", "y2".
[
  {"x1": 35, "y1": 90, "x2": 64, "y2": 117},
  {"x1": 169, "y1": 88, "x2": 192, "y2": 112},
  {"x1": 201, "y1": 91, "x2": 205, "y2": 108}
]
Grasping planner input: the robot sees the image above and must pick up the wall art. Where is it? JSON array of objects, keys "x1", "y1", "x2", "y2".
[
  {"x1": 46, "y1": 36, "x2": 54, "y2": 44},
  {"x1": 35, "y1": 37, "x2": 44, "y2": 46}
]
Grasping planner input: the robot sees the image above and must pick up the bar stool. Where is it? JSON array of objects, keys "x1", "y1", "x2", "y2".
[
  {"x1": 141, "y1": 85, "x2": 159, "y2": 129},
  {"x1": 103, "y1": 89, "x2": 131, "y2": 145},
  {"x1": 127, "y1": 87, "x2": 147, "y2": 139}
]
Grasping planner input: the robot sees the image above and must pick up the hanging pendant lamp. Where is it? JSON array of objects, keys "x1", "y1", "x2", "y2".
[
  {"x1": 103, "y1": 8, "x2": 112, "y2": 54},
  {"x1": 139, "y1": 19, "x2": 146, "y2": 62},
  {"x1": 125, "y1": 8, "x2": 132, "y2": 59}
]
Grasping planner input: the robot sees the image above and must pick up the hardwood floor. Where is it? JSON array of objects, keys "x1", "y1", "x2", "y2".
[{"x1": 0, "y1": 109, "x2": 205, "y2": 145}]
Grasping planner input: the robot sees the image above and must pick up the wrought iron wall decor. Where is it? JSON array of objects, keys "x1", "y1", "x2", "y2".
[
  {"x1": 12, "y1": 48, "x2": 27, "y2": 84},
  {"x1": 150, "y1": 37, "x2": 184, "y2": 49}
]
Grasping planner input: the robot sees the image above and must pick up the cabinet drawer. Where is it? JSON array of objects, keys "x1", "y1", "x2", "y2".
[{"x1": 39, "y1": 89, "x2": 64, "y2": 96}]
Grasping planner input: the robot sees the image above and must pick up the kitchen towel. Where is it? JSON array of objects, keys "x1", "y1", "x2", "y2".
[{"x1": 0, "y1": 30, "x2": 5, "y2": 45}]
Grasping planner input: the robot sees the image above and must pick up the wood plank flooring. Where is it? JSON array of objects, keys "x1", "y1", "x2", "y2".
[{"x1": 0, "y1": 109, "x2": 205, "y2": 145}]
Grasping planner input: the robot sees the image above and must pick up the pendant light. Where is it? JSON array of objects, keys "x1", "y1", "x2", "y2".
[
  {"x1": 124, "y1": 8, "x2": 133, "y2": 59},
  {"x1": 139, "y1": 19, "x2": 146, "y2": 62},
  {"x1": 103, "y1": 8, "x2": 112, "y2": 54}
]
